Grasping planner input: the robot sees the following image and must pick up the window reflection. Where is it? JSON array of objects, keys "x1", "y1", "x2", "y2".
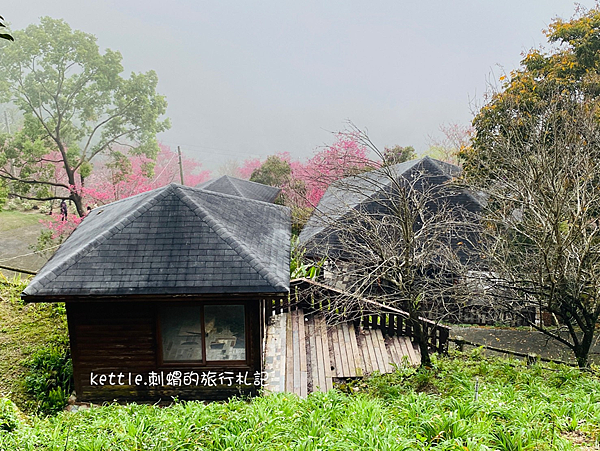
[
  {"x1": 161, "y1": 305, "x2": 203, "y2": 362},
  {"x1": 204, "y1": 305, "x2": 246, "y2": 361}
]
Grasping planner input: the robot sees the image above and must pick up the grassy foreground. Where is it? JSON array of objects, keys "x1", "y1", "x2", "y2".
[
  {"x1": 0, "y1": 276, "x2": 69, "y2": 410},
  {"x1": 2, "y1": 352, "x2": 600, "y2": 450}
]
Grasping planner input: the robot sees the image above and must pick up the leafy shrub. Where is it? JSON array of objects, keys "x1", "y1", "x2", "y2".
[
  {"x1": 4, "y1": 198, "x2": 35, "y2": 211},
  {"x1": 492, "y1": 429, "x2": 534, "y2": 451},
  {"x1": 24, "y1": 345, "x2": 73, "y2": 415},
  {"x1": 0, "y1": 273, "x2": 29, "y2": 306},
  {"x1": 0, "y1": 398, "x2": 20, "y2": 432},
  {"x1": 290, "y1": 236, "x2": 325, "y2": 279},
  {"x1": 3, "y1": 354, "x2": 599, "y2": 448}
]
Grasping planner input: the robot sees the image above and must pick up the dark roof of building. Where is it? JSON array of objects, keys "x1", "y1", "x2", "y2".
[
  {"x1": 196, "y1": 175, "x2": 281, "y2": 203},
  {"x1": 298, "y1": 156, "x2": 482, "y2": 258},
  {"x1": 23, "y1": 184, "x2": 290, "y2": 299}
]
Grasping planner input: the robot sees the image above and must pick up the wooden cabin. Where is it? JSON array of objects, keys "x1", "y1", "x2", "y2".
[
  {"x1": 298, "y1": 156, "x2": 483, "y2": 262},
  {"x1": 296, "y1": 157, "x2": 534, "y2": 326},
  {"x1": 22, "y1": 184, "x2": 290, "y2": 402}
]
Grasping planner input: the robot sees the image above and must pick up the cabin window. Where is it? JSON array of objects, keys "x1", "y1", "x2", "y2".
[
  {"x1": 204, "y1": 305, "x2": 246, "y2": 361},
  {"x1": 161, "y1": 305, "x2": 204, "y2": 362},
  {"x1": 160, "y1": 304, "x2": 246, "y2": 364}
]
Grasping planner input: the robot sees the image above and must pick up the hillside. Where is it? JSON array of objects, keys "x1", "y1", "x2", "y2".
[
  {"x1": 1, "y1": 353, "x2": 599, "y2": 449},
  {"x1": 0, "y1": 276, "x2": 68, "y2": 410},
  {"x1": 1, "y1": 212, "x2": 599, "y2": 450}
]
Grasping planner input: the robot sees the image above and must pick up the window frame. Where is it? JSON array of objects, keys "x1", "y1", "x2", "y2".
[{"x1": 156, "y1": 301, "x2": 251, "y2": 368}]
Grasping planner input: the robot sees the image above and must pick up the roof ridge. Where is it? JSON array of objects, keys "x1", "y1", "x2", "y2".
[
  {"x1": 221, "y1": 176, "x2": 245, "y2": 197},
  {"x1": 391, "y1": 157, "x2": 424, "y2": 174},
  {"x1": 299, "y1": 159, "x2": 434, "y2": 245},
  {"x1": 419, "y1": 156, "x2": 461, "y2": 177},
  {"x1": 174, "y1": 186, "x2": 288, "y2": 291},
  {"x1": 180, "y1": 184, "x2": 289, "y2": 211},
  {"x1": 228, "y1": 175, "x2": 279, "y2": 190},
  {"x1": 27, "y1": 186, "x2": 174, "y2": 293}
]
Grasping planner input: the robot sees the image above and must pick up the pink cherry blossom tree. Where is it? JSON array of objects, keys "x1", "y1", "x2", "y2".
[
  {"x1": 239, "y1": 133, "x2": 375, "y2": 233},
  {"x1": 38, "y1": 144, "x2": 210, "y2": 246},
  {"x1": 296, "y1": 132, "x2": 376, "y2": 207},
  {"x1": 83, "y1": 144, "x2": 210, "y2": 206}
]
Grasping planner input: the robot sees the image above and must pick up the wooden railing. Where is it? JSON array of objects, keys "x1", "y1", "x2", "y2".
[{"x1": 267, "y1": 278, "x2": 450, "y2": 354}]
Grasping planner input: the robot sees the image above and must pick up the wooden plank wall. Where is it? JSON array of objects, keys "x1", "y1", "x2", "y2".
[{"x1": 68, "y1": 300, "x2": 262, "y2": 402}]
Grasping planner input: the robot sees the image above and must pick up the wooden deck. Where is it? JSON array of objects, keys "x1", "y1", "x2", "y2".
[{"x1": 263, "y1": 309, "x2": 420, "y2": 397}]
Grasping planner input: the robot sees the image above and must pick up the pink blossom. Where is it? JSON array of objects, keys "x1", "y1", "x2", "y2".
[{"x1": 40, "y1": 144, "x2": 211, "y2": 242}]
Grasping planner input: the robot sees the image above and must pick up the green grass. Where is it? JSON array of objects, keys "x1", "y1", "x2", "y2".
[
  {"x1": 0, "y1": 211, "x2": 42, "y2": 232},
  {"x1": 1, "y1": 277, "x2": 599, "y2": 449},
  {"x1": 0, "y1": 275, "x2": 69, "y2": 411},
  {"x1": 2, "y1": 351, "x2": 600, "y2": 449}
]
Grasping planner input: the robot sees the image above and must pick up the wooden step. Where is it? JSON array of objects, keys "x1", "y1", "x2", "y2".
[{"x1": 265, "y1": 311, "x2": 420, "y2": 397}]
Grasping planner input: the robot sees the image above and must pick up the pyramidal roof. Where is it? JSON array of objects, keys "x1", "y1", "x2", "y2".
[
  {"x1": 196, "y1": 175, "x2": 281, "y2": 203},
  {"x1": 23, "y1": 184, "x2": 290, "y2": 299},
  {"x1": 298, "y1": 157, "x2": 480, "y2": 257}
]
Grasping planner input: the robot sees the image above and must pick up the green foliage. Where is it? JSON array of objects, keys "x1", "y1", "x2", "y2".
[
  {"x1": 0, "y1": 354, "x2": 598, "y2": 448},
  {"x1": 0, "y1": 273, "x2": 28, "y2": 303},
  {"x1": 0, "y1": 277, "x2": 69, "y2": 415},
  {"x1": 491, "y1": 430, "x2": 534, "y2": 451},
  {"x1": 0, "y1": 399, "x2": 20, "y2": 432},
  {"x1": 461, "y1": 6, "x2": 600, "y2": 181},
  {"x1": 461, "y1": 6, "x2": 600, "y2": 368},
  {"x1": 382, "y1": 145, "x2": 416, "y2": 166},
  {"x1": 24, "y1": 344, "x2": 73, "y2": 416},
  {"x1": 290, "y1": 237, "x2": 324, "y2": 279},
  {"x1": 0, "y1": 178, "x2": 7, "y2": 209},
  {"x1": 250, "y1": 155, "x2": 291, "y2": 189},
  {"x1": 0, "y1": 17, "x2": 169, "y2": 215}
]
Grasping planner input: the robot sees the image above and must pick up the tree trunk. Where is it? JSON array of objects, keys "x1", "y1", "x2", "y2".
[
  {"x1": 70, "y1": 191, "x2": 85, "y2": 217},
  {"x1": 574, "y1": 329, "x2": 594, "y2": 368}
]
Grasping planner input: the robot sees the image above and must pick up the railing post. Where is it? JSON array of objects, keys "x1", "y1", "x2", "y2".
[
  {"x1": 454, "y1": 335, "x2": 464, "y2": 352},
  {"x1": 438, "y1": 328, "x2": 449, "y2": 354},
  {"x1": 405, "y1": 319, "x2": 412, "y2": 338},
  {"x1": 274, "y1": 298, "x2": 280, "y2": 315},
  {"x1": 388, "y1": 314, "x2": 395, "y2": 337},
  {"x1": 379, "y1": 314, "x2": 386, "y2": 335}
]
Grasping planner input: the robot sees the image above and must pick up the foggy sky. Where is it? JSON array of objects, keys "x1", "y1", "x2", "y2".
[{"x1": 2, "y1": 1, "x2": 593, "y2": 171}]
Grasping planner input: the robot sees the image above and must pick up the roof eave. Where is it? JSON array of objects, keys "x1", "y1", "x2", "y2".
[{"x1": 21, "y1": 289, "x2": 291, "y2": 303}]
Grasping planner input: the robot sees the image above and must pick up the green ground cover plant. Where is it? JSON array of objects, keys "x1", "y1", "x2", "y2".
[
  {"x1": 0, "y1": 275, "x2": 69, "y2": 412},
  {"x1": 1, "y1": 352, "x2": 599, "y2": 450},
  {"x1": 23, "y1": 343, "x2": 73, "y2": 415}
]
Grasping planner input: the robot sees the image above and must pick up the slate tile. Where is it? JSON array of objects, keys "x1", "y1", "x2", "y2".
[{"x1": 23, "y1": 184, "x2": 290, "y2": 298}]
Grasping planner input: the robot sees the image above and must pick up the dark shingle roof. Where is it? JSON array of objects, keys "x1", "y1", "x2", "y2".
[
  {"x1": 196, "y1": 176, "x2": 281, "y2": 203},
  {"x1": 298, "y1": 157, "x2": 482, "y2": 258},
  {"x1": 23, "y1": 184, "x2": 290, "y2": 299}
]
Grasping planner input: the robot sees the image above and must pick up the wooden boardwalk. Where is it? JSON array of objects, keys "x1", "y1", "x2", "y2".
[{"x1": 263, "y1": 309, "x2": 420, "y2": 397}]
